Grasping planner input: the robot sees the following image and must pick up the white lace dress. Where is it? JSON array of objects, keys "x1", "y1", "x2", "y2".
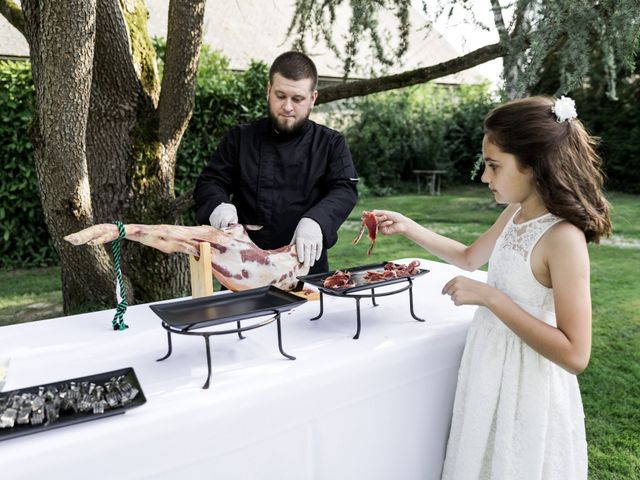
[{"x1": 441, "y1": 211, "x2": 588, "y2": 480}]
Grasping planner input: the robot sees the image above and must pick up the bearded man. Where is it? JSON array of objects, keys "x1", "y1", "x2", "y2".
[{"x1": 193, "y1": 51, "x2": 359, "y2": 274}]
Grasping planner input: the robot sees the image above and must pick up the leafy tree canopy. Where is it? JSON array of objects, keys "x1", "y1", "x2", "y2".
[{"x1": 290, "y1": 0, "x2": 640, "y2": 101}]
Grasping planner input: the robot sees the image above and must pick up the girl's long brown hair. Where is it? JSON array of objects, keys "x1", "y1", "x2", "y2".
[{"x1": 484, "y1": 96, "x2": 611, "y2": 243}]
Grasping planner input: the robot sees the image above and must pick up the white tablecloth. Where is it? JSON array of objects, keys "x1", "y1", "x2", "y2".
[{"x1": 0, "y1": 259, "x2": 486, "y2": 480}]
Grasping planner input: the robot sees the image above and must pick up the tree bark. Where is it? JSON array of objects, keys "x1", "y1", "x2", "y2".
[
  {"x1": 14, "y1": 0, "x2": 206, "y2": 313},
  {"x1": 84, "y1": 0, "x2": 188, "y2": 305},
  {"x1": 315, "y1": 42, "x2": 506, "y2": 104},
  {"x1": 158, "y1": 0, "x2": 205, "y2": 168},
  {"x1": 21, "y1": 0, "x2": 119, "y2": 312}
]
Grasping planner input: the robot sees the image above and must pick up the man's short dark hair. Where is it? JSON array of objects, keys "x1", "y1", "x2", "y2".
[{"x1": 269, "y1": 51, "x2": 318, "y2": 90}]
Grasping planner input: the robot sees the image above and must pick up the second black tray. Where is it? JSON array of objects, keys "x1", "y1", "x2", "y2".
[
  {"x1": 297, "y1": 261, "x2": 430, "y2": 294},
  {"x1": 149, "y1": 285, "x2": 307, "y2": 331}
]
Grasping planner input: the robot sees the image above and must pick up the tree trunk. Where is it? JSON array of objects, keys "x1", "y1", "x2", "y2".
[
  {"x1": 18, "y1": 0, "x2": 205, "y2": 314},
  {"x1": 21, "y1": 0, "x2": 119, "y2": 312},
  {"x1": 84, "y1": 0, "x2": 190, "y2": 305}
]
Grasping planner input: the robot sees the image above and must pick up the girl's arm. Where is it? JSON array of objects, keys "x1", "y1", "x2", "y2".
[
  {"x1": 443, "y1": 221, "x2": 592, "y2": 374},
  {"x1": 373, "y1": 203, "x2": 518, "y2": 271}
]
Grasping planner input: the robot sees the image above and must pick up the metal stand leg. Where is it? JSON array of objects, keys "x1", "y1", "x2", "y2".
[
  {"x1": 202, "y1": 335, "x2": 213, "y2": 389},
  {"x1": 353, "y1": 298, "x2": 362, "y2": 339},
  {"x1": 237, "y1": 320, "x2": 245, "y2": 339},
  {"x1": 276, "y1": 314, "x2": 296, "y2": 360},
  {"x1": 310, "y1": 291, "x2": 324, "y2": 320},
  {"x1": 157, "y1": 330, "x2": 173, "y2": 361},
  {"x1": 408, "y1": 282, "x2": 426, "y2": 322},
  {"x1": 371, "y1": 288, "x2": 378, "y2": 306}
]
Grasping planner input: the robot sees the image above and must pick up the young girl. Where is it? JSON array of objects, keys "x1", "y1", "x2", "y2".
[{"x1": 374, "y1": 96, "x2": 611, "y2": 479}]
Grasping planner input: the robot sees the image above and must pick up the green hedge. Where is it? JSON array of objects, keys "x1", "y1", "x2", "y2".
[
  {"x1": 572, "y1": 81, "x2": 640, "y2": 194},
  {"x1": 174, "y1": 48, "x2": 267, "y2": 204},
  {"x1": 0, "y1": 60, "x2": 55, "y2": 268},
  {"x1": 343, "y1": 84, "x2": 497, "y2": 195}
]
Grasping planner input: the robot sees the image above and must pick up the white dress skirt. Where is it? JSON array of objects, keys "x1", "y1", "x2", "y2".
[{"x1": 441, "y1": 211, "x2": 588, "y2": 480}]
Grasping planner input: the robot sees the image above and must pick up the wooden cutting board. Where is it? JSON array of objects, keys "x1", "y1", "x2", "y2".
[{"x1": 290, "y1": 289, "x2": 321, "y2": 301}]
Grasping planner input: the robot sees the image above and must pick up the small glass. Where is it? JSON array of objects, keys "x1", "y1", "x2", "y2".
[{"x1": 0, "y1": 357, "x2": 10, "y2": 392}]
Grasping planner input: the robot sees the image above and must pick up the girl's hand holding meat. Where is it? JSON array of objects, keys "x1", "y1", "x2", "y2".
[{"x1": 372, "y1": 210, "x2": 415, "y2": 236}]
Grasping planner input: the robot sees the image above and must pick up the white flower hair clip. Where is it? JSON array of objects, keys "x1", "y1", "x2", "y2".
[{"x1": 552, "y1": 96, "x2": 578, "y2": 123}]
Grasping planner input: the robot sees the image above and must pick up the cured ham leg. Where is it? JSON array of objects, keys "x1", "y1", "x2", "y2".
[
  {"x1": 64, "y1": 224, "x2": 309, "y2": 292},
  {"x1": 352, "y1": 211, "x2": 378, "y2": 256}
]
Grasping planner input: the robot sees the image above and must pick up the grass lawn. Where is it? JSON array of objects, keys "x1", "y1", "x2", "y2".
[{"x1": 0, "y1": 185, "x2": 638, "y2": 478}]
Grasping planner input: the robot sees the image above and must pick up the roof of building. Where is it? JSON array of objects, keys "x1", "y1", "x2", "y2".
[
  {"x1": 0, "y1": 14, "x2": 29, "y2": 59},
  {"x1": 1, "y1": 1, "x2": 487, "y2": 85}
]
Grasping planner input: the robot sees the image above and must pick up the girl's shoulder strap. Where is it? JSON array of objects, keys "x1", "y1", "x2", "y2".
[{"x1": 524, "y1": 213, "x2": 564, "y2": 262}]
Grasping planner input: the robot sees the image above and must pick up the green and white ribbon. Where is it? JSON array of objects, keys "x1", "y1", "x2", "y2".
[{"x1": 111, "y1": 221, "x2": 129, "y2": 331}]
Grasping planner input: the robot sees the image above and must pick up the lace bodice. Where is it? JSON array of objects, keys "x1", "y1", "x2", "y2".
[{"x1": 487, "y1": 210, "x2": 563, "y2": 313}]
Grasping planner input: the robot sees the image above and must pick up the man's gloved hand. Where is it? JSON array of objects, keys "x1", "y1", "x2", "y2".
[
  {"x1": 209, "y1": 203, "x2": 238, "y2": 229},
  {"x1": 291, "y1": 218, "x2": 323, "y2": 268}
]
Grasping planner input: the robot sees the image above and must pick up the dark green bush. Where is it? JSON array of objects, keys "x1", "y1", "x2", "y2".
[
  {"x1": 174, "y1": 48, "x2": 267, "y2": 201},
  {"x1": 343, "y1": 83, "x2": 497, "y2": 195},
  {"x1": 571, "y1": 81, "x2": 640, "y2": 194},
  {"x1": 0, "y1": 60, "x2": 56, "y2": 268}
]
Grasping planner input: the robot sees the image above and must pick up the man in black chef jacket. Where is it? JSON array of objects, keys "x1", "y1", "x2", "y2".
[{"x1": 193, "y1": 51, "x2": 359, "y2": 274}]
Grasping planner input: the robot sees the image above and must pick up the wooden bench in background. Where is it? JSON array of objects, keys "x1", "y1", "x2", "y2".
[{"x1": 412, "y1": 169, "x2": 447, "y2": 195}]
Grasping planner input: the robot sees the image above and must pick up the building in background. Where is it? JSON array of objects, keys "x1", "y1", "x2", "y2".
[{"x1": 1, "y1": 0, "x2": 491, "y2": 86}]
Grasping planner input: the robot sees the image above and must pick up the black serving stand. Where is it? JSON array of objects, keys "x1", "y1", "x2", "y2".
[
  {"x1": 149, "y1": 286, "x2": 306, "y2": 389},
  {"x1": 297, "y1": 262, "x2": 429, "y2": 339}
]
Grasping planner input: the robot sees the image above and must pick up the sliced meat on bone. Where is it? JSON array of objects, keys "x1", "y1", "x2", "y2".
[
  {"x1": 64, "y1": 223, "x2": 309, "y2": 292},
  {"x1": 352, "y1": 211, "x2": 378, "y2": 256}
]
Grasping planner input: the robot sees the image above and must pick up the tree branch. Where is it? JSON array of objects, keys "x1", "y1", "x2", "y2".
[
  {"x1": 167, "y1": 188, "x2": 195, "y2": 218},
  {"x1": 489, "y1": 0, "x2": 509, "y2": 43},
  {"x1": 316, "y1": 42, "x2": 506, "y2": 105},
  {"x1": 0, "y1": 0, "x2": 25, "y2": 37},
  {"x1": 510, "y1": 0, "x2": 528, "y2": 39},
  {"x1": 157, "y1": 0, "x2": 205, "y2": 148}
]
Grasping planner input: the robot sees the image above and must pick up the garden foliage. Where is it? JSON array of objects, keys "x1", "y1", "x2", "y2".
[
  {"x1": 1, "y1": 50, "x2": 639, "y2": 267},
  {"x1": 571, "y1": 81, "x2": 640, "y2": 194},
  {"x1": 0, "y1": 51, "x2": 266, "y2": 268},
  {"x1": 343, "y1": 84, "x2": 496, "y2": 195},
  {"x1": 173, "y1": 47, "x2": 267, "y2": 201},
  {"x1": 0, "y1": 60, "x2": 54, "y2": 268}
]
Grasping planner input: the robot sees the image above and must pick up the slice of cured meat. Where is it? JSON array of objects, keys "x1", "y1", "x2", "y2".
[
  {"x1": 352, "y1": 211, "x2": 378, "y2": 256},
  {"x1": 362, "y1": 260, "x2": 420, "y2": 283},
  {"x1": 322, "y1": 270, "x2": 356, "y2": 289}
]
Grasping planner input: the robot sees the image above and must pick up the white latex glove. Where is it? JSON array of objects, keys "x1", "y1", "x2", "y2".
[
  {"x1": 209, "y1": 203, "x2": 238, "y2": 229},
  {"x1": 291, "y1": 218, "x2": 323, "y2": 268}
]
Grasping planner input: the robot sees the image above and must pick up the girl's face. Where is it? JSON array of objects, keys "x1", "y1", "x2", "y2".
[{"x1": 480, "y1": 135, "x2": 536, "y2": 204}]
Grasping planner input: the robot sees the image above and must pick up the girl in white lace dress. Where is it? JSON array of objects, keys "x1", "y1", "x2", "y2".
[{"x1": 374, "y1": 96, "x2": 611, "y2": 480}]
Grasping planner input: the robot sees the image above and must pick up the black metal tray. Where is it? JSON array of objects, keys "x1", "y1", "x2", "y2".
[
  {"x1": 297, "y1": 261, "x2": 430, "y2": 294},
  {"x1": 0, "y1": 367, "x2": 145, "y2": 441},
  {"x1": 149, "y1": 285, "x2": 307, "y2": 331}
]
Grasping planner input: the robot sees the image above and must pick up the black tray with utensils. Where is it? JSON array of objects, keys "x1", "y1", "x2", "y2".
[{"x1": 0, "y1": 367, "x2": 145, "y2": 441}]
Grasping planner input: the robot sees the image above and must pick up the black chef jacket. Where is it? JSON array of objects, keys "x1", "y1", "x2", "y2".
[{"x1": 193, "y1": 117, "x2": 359, "y2": 274}]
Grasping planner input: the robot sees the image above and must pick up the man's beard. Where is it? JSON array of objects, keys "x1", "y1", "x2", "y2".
[{"x1": 268, "y1": 106, "x2": 311, "y2": 135}]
